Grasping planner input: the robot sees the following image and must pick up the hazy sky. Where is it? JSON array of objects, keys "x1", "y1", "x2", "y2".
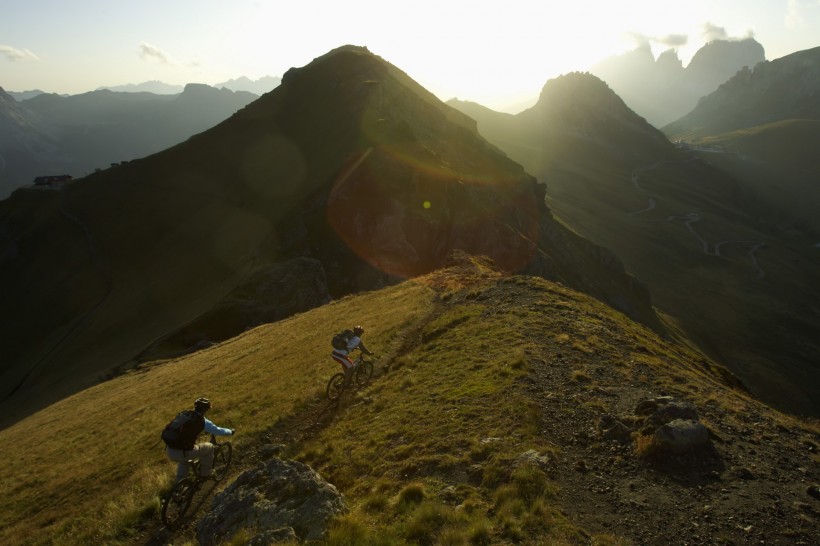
[{"x1": 2, "y1": 0, "x2": 819, "y2": 111}]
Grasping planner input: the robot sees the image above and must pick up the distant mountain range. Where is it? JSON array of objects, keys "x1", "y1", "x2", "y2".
[
  {"x1": 97, "y1": 75, "x2": 282, "y2": 96},
  {"x1": 0, "y1": 88, "x2": 61, "y2": 198},
  {"x1": 0, "y1": 83, "x2": 258, "y2": 199},
  {"x1": 5, "y1": 89, "x2": 52, "y2": 102},
  {"x1": 590, "y1": 38, "x2": 765, "y2": 127},
  {"x1": 448, "y1": 47, "x2": 820, "y2": 416}
]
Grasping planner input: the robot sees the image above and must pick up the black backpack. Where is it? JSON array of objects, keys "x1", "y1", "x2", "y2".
[
  {"x1": 331, "y1": 329, "x2": 353, "y2": 350},
  {"x1": 161, "y1": 410, "x2": 205, "y2": 450}
]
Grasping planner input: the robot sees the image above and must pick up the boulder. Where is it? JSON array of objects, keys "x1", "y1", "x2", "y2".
[
  {"x1": 652, "y1": 419, "x2": 710, "y2": 454},
  {"x1": 196, "y1": 458, "x2": 347, "y2": 545},
  {"x1": 642, "y1": 401, "x2": 699, "y2": 433}
]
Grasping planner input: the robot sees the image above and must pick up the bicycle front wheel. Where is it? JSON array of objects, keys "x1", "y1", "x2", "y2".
[
  {"x1": 212, "y1": 442, "x2": 232, "y2": 482},
  {"x1": 327, "y1": 373, "x2": 346, "y2": 401},
  {"x1": 161, "y1": 477, "x2": 195, "y2": 529},
  {"x1": 355, "y1": 361, "x2": 373, "y2": 386}
]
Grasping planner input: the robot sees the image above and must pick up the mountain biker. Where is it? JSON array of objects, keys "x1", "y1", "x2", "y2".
[
  {"x1": 331, "y1": 325, "x2": 374, "y2": 385},
  {"x1": 165, "y1": 397, "x2": 234, "y2": 482}
]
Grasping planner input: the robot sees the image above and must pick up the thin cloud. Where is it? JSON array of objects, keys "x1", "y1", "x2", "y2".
[
  {"x1": 702, "y1": 22, "x2": 728, "y2": 41},
  {"x1": 626, "y1": 32, "x2": 652, "y2": 49},
  {"x1": 785, "y1": 0, "x2": 815, "y2": 28},
  {"x1": 0, "y1": 44, "x2": 39, "y2": 62},
  {"x1": 138, "y1": 41, "x2": 170, "y2": 64},
  {"x1": 626, "y1": 32, "x2": 688, "y2": 49},
  {"x1": 657, "y1": 34, "x2": 688, "y2": 47}
]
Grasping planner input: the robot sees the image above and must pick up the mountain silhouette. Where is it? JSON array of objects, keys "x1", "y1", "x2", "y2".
[
  {"x1": 664, "y1": 45, "x2": 820, "y2": 138},
  {"x1": 97, "y1": 80, "x2": 185, "y2": 94},
  {"x1": 0, "y1": 87, "x2": 60, "y2": 198},
  {"x1": 0, "y1": 84, "x2": 258, "y2": 199},
  {"x1": 214, "y1": 75, "x2": 282, "y2": 95},
  {"x1": 0, "y1": 45, "x2": 659, "y2": 427},
  {"x1": 6, "y1": 89, "x2": 48, "y2": 101},
  {"x1": 591, "y1": 38, "x2": 765, "y2": 127},
  {"x1": 448, "y1": 70, "x2": 820, "y2": 416}
]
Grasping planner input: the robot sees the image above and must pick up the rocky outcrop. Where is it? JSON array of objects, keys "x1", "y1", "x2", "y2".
[
  {"x1": 596, "y1": 396, "x2": 713, "y2": 455},
  {"x1": 653, "y1": 419, "x2": 710, "y2": 453},
  {"x1": 196, "y1": 458, "x2": 347, "y2": 545}
]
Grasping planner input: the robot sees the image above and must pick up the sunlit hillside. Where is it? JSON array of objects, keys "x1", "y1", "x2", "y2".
[{"x1": 1, "y1": 256, "x2": 816, "y2": 545}]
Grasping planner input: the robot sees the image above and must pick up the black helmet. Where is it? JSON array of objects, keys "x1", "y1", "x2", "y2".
[
  {"x1": 353, "y1": 325, "x2": 364, "y2": 336},
  {"x1": 194, "y1": 397, "x2": 211, "y2": 413}
]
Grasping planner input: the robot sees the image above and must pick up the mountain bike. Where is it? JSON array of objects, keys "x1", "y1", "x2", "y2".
[
  {"x1": 160, "y1": 434, "x2": 233, "y2": 529},
  {"x1": 326, "y1": 353, "x2": 375, "y2": 401}
]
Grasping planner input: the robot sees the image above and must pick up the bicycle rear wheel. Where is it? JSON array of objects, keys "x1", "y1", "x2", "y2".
[
  {"x1": 327, "y1": 372, "x2": 346, "y2": 401},
  {"x1": 212, "y1": 442, "x2": 232, "y2": 482},
  {"x1": 161, "y1": 477, "x2": 195, "y2": 529},
  {"x1": 355, "y1": 360, "x2": 373, "y2": 386}
]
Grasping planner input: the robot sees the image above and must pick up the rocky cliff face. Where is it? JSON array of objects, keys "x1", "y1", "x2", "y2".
[
  {"x1": 664, "y1": 45, "x2": 820, "y2": 138},
  {"x1": 591, "y1": 38, "x2": 766, "y2": 127}
]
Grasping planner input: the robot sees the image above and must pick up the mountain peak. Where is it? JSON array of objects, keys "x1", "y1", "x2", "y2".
[
  {"x1": 534, "y1": 72, "x2": 620, "y2": 108},
  {"x1": 687, "y1": 37, "x2": 765, "y2": 75},
  {"x1": 532, "y1": 73, "x2": 670, "y2": 153},
  {"x1": 656, "y1": 48, "x2": 683, "y2": 71}
]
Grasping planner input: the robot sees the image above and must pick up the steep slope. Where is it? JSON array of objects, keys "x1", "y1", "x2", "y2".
[
  {"x1": 0, "y1": 46, "x2": 658, "y2": 428},
  {"x1": 591, "y1": 38, "x2": 765, "y2": 127},
  {"x1": 0, "y1": 258, "x2": 816, "y2": 545},
  {"x1": 448, "y1": 73, "x2": 820, "y2": 416}
]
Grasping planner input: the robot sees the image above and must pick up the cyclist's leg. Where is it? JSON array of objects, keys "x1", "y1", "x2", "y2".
[
  {"x1": 166, "y1": 447, "x2": 193, "y2": 482},
  {"x1": 192, "y1": 443, "x2": 215, "y2": 477},
  {"x1": 331, "y1": 352, "x2": 355, "y2": 384}
]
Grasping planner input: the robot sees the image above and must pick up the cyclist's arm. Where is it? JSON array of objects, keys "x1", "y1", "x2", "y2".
[
  {"x1": 204, "y1": 418, "x2": 233, "y2": 436},
  {"x1": 358, "y1": 340, "x2": 374, "y2": 355}
]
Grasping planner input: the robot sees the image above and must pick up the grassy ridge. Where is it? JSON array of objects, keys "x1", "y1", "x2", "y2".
[
  {"x1": 0, "y1": 281, "x2": 435, "y2": 545},
  {"x1": 3, "y1": 259, "x2": 801, "y2": 545},
  {"x1": 300, "y1": 282, "x2": 586, "y2": 545}
]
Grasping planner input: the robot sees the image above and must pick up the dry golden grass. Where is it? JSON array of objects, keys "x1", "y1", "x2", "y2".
[{"x1": 0, "y1": 280, "x2": 436, "y2": 545}]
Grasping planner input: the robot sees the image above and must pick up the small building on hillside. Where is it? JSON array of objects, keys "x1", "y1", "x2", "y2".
[{"x1": 32, "y1": 175, "x2": 73, "y2": 189}]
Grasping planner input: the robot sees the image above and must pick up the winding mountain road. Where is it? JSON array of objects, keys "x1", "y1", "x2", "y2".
[{"x1": 628, "y1": 156, "x2": 767, "y2": 279}]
